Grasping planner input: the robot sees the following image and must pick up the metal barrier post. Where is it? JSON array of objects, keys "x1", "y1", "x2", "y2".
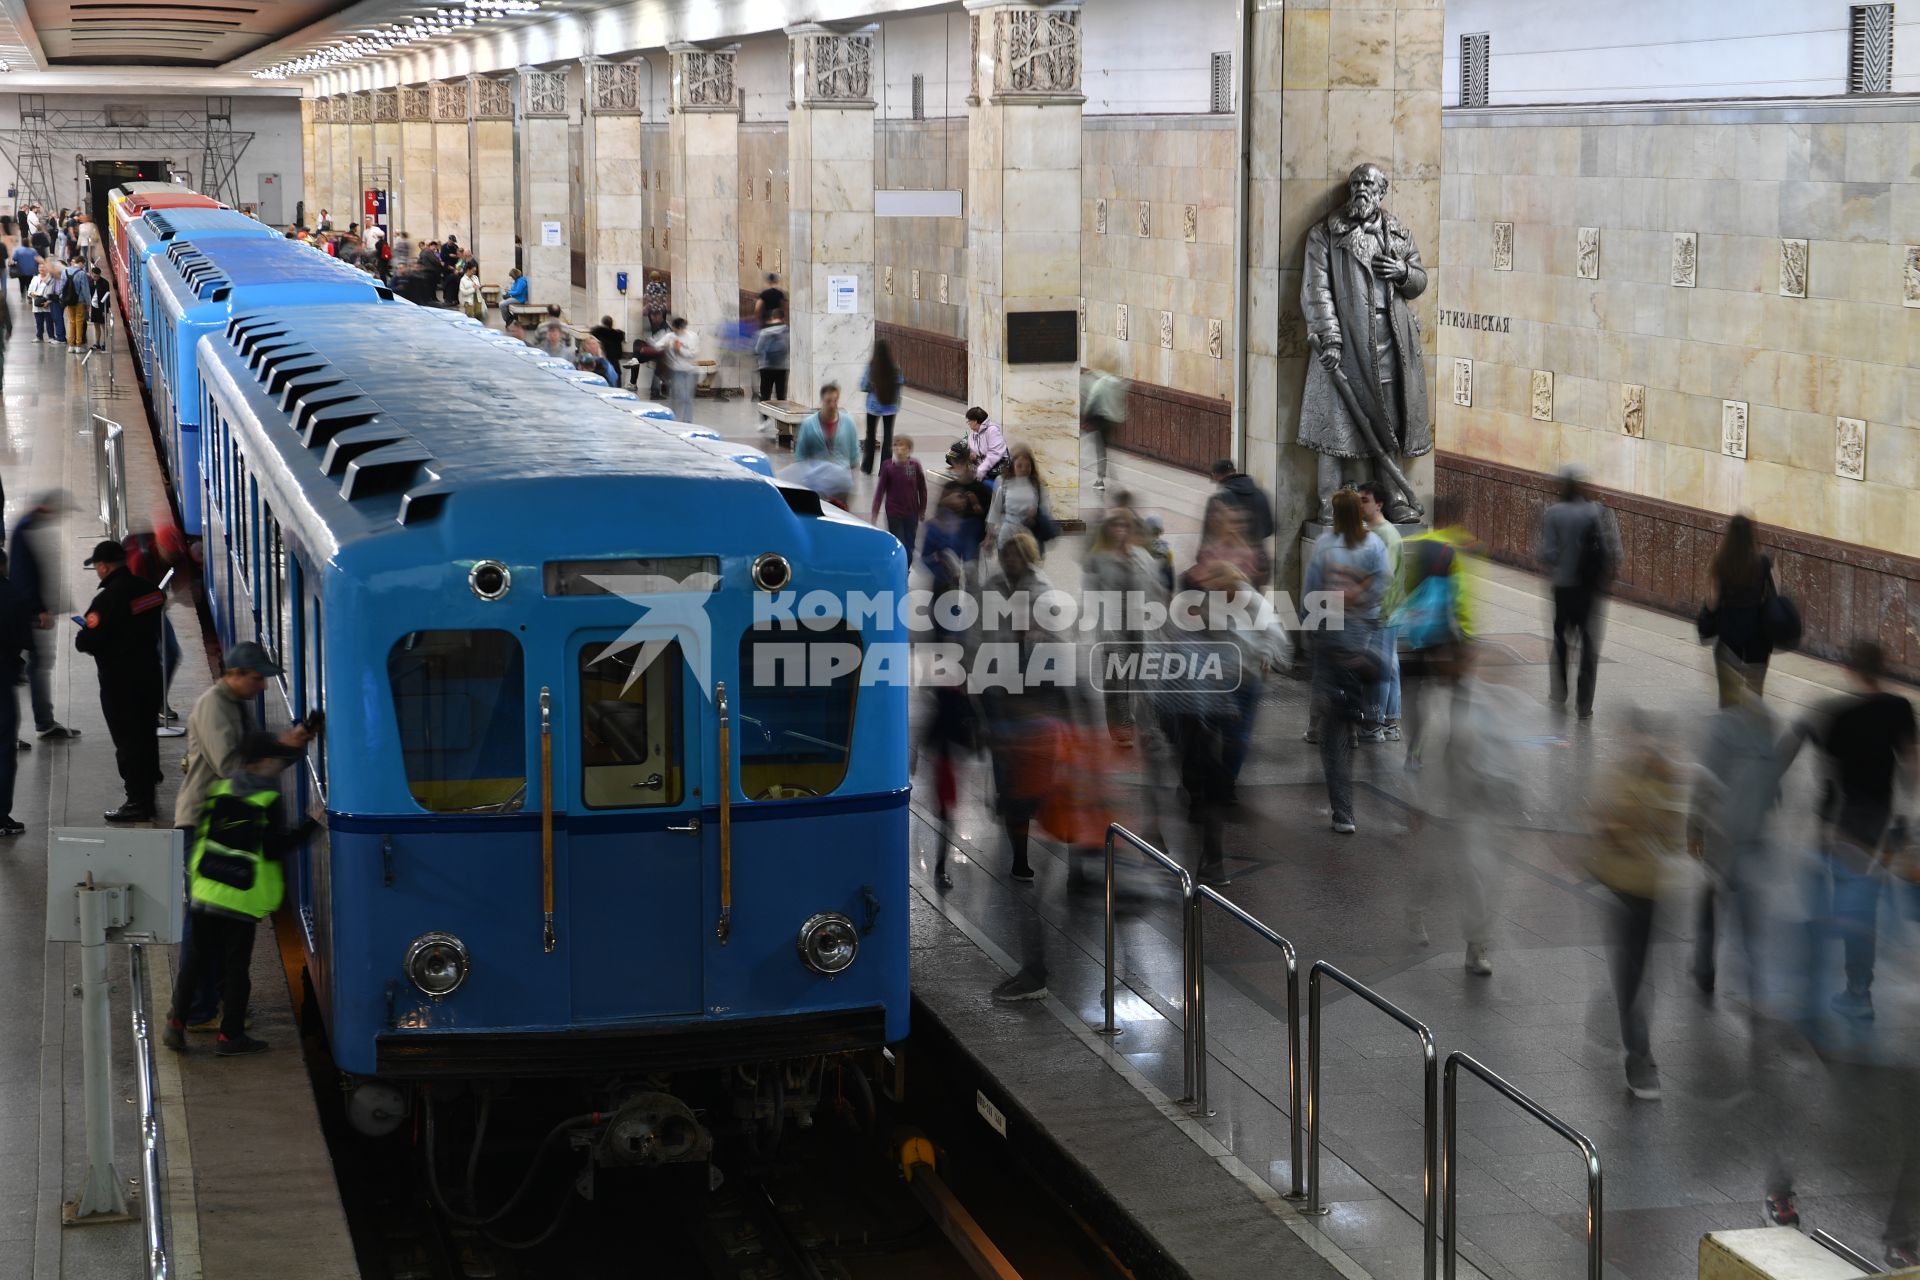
[
  {"x1": 1306, "y1": 961, "x2": 1437, "y2": 1279},
  {"x1": 1101, "y1": 824, "x2": 1196, "y2": 1107},
  {"x1": 129, "y1": 945, "x2": 170, "y2": 1279},
  {"x1": 1098, "y1": 827, "x2": 1120, "y2": 1038},
  {"x1": 1443, "y1": 1053, "x2": 1600, "y2": 1280},
  {"x1": 69, "y1": 884, "x2": 130, "y2": 1221},
  {"x1": 1810, "y1": 1230, "x2": 1876, "y2": 1274},
  {"x1": 1196, "y1": 887, "x2": 1304, "y2": 1198},
  {"x1": 1190, "y1": 890, "x2": 1211, "y2": 1117}
]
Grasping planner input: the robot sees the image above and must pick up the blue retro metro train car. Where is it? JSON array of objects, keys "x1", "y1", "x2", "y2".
[
  {"x1": 191, "y1": 300, "x2": 909, "y2": 1165},
  {"x1": 117, "y1": 205, "x2": 279, "y2": 377},
  {"x1": 146, "y1": 236, "x2": 392, "y2": 535}
]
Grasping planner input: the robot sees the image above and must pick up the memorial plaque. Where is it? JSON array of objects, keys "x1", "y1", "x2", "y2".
[{"x1": 1007, "y1": 310, "x2": 1079, "y2": 364}]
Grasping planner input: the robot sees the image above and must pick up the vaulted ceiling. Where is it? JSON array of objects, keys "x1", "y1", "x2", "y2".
[{"x1": 23, "y1": 0, "x2": 355, "y2": 67}]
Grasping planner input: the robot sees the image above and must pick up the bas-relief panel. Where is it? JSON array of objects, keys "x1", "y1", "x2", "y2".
[
  {"x1": 1622, "y1": 383, "x2": 1646, "y2": 438},
  {"x1": 1208, "y1": 318, "x2": 1223, "y2": 360},
  {"x1": 1158, "y1": 310, "x2": 1173, "y2": 349},
  {"x1": 1671, "y1": 232, "x2": 1698, "y2": 288},
  {"x1": 1452, "y1": 358, "x2": 1473, "y2": 407},
  {"x1": 1137, "y1": 201, "x2": 1150, "y2": 238},
  {"x1": 1836, "y1": 416, "x2": 1867, "y2": 480},
  {"x1": 1530, "y1": 369, "x2": 1553, "y2": 421},
  {"x1": 1094, "y1": 198, "x2": 1106, "y2": 234},
  {"x1": 1576, "y1": 227, "x2": 1599, "y2": 280},
  {"x1": 1722, "y1": 399, "x2": 1749, "y2": 460},
  {"x1": 1492, "y1": 221, "x2": 1513, "y2": 271},
  {"x1": 1779, "y1": 238, "x2": 1809, "y2": 299},
  {"x1": 1115, "y1": 303, "x2": 1128, "y2": 341},
  {"x1": 1905, "y1": 245, "x2": 1920, "y2": 308}
]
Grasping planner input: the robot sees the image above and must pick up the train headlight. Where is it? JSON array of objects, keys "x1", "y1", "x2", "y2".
[
  {"x1": 469, "y1": 560, "x2": 511, "y2": 601},
  {"x1": 404, "y1": 932, "x2": 470, "y2": 997},
  {"x1": 751, "y1": 552, "x2": 792, "y2": 593},
  {"x1": 796, "y1": 913, "x2": 859, "y2": 975}
]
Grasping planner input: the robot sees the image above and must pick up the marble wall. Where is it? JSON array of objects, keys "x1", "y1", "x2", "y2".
[
  {"x1": 1082, "y1": 117, "x2": 1236, "y2": 404},
  {"x1": 738, "y1": 123, "x2": 790, "y2": 298},
  {"x1": 399, "y1": 117, "x2": 434, "y2": 241},
  {"x1": 1439, "y1": 101, "x2": 1920, "y2": 556},
  {"x1": 669, "y1": 109, "x2": 742, "y2": 337},
  {"x1": 471, "y1": 117, "x2": 515, "y2": 290},
  {"x1": 432, "y1": 118, "x2": 472, "y2": 256},
  {"x1": 875, "y1": 119, "x2": 968, "y2": 340},
  {"x1": 640, "y1": 123, "x2": 674, "y2": 291}
]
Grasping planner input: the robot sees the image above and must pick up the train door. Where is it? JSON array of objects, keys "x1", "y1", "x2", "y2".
[{"x1": 562, "y1": 628, "x2": 707, "y2": 1022}]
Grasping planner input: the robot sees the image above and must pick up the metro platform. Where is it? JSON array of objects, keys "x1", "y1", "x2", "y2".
[
  {"x1": 0, "y1": 300, "x2": 356, "y2": 1279},
  {"x1": 668, "y1": 382, "x2": 1917, "y2": 1280}
]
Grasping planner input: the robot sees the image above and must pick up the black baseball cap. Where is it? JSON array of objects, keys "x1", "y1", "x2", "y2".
[
  {"x1": 83, "y1": 540, "x2": 126, "y2": 566},
  {"x1": 223, "y1": 641, "x2": 283, "y2": 677}
]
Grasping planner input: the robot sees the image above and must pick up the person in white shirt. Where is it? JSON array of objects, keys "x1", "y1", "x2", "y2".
[
  {"x1": 656, "y1": 317, "x2": 700, "y2": 423},
  {"x1": 75, "y1": 217, "x2": 98, "y2": 263},
  {"x1": 364, "y1": 224, "x2": 385, "y2": 251}
]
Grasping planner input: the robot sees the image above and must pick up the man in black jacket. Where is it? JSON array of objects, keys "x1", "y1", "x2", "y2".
[
  {"x1": 74, "y1": 540, "x2": 164, "y2": 822},
  {"x1": 1205, "y1": 459, "x2": 1277, "y2": 587}
]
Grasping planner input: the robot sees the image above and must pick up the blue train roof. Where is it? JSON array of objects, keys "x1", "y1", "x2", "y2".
[
  {"x1": 128, "y1": 208, "x2": 277, "y2": 255},
  {"x1": 155, "y1": 236, "x2": 388, "y2": 304},
  {"x1": 200, "y1": 303, "x2": 808, "y2": 542}
]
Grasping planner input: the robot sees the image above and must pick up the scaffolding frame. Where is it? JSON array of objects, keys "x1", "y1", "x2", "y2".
[{"x1": 0, "y1": 96, "x2": 254, "y2": 210}]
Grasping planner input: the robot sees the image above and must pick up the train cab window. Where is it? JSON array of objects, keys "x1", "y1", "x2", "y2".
[
  {"x1": 387, "y1": 630, "x2": 526, "y2": 813},
  {"x1": 579, "y1": 640, "x2": 683, "y2": 809},
  {"x1": 738, "y1": 626, "x2": 859, "y2": 801}
]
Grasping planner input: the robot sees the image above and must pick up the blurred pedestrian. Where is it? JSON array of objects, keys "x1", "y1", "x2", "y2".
[
  {"x1": 1305, "y1": 490, "x2": 1387, "y2": 834},
  {"x1": 1357, "y1": 481, "x2": 1404, "y2": 742},
  {"x1": 657, "y1": 316, "x2": 699, "y2": 424},
  {"x1": 458, "y1": 263, "x2": 484, "y2": 320},
  {"x1": 1588, "y1": 710, "x2": 1687, "y2": 1099},
  {"x1": 1395, "y1": 494, "x2": 1475, "y2": 768},
  {"x1": 1204, "y1": 459, "x2": 1276, "y2": 588},
  {"x1": 0, "y1": 551, "x2": 31, "y2": 834},
  {"x1": 9, "y1": 495, "x2": 78, "y2": 741},
  {"x1": 1083, "y1": 508, "x2": 1161, "y2": 747},
  {"x1": 985, "y1": 445, "x2": 1057, "y2": 554},
  {"x1": 753, "y1": 310, "x2": 790, "y2": 433},
  {"x1": 1793, "y1": 639, "x2": 1916, "y2": 1022},
  {"x1": 858, "y1": 340, "x2": 903, "y2": 474},
  {"x1": 1697, "y1": 514, "x2": 1778, "y2": 707},
  {"x1": 1534, "y1": 468, "x2": 1620, "y2": 718},
  {"x1": 922, "y1": 455, "x2": 990, "y2": 589},
  {"x1": 1080, "y1": 368, "x2": 1127, "y2": 492}
]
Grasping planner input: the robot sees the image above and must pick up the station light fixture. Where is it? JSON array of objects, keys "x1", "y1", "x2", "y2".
[{"x1": 251, "y1": 0, "x2": 547, "y2": 79}]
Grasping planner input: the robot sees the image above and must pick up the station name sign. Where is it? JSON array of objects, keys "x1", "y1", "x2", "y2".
[{"x1": 1437, "y1": 309, "x2": 1513, "y2": 333}]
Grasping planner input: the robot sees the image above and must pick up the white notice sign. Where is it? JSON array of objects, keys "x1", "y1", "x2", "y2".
[
  {"x1": 828, "y1": 275, "x2": 858, "y2": 314},
  {"x1": 541, "y1": 220, "x2": 562, "y2": 247}
]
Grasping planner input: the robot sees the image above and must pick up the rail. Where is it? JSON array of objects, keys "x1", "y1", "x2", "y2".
[
  {"x1": 128, "y1": 945, "x2": 170, "y2": 1280},
  {"x1": 1306, "y1": 961, "x2": 1437, "y2": 1279},
  {"x1": 1809, "y1": 1228, "x2": 1877, "y2": 1274},
  {"x1": 1194, "y1": 886, "x2": 1303, "y2": 1197},
  {"x1": 1098, "y1": 824, "x2": 1199, "y2": 1106},
  {"x1": 1443, "y1": 1053, "x2": 1599, "y2": 1280}
]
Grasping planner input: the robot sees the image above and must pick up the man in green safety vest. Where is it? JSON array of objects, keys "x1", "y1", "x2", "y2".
[{"x1": 162, "y1": 731, "x2": 316, "y2": 1056}]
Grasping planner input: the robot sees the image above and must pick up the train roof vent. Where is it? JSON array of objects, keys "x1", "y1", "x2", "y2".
[
  {"x1": 264, "y1": 357, "x2": 328, "y2": 397},
  {"x1": 230, "y1": 322, "x2": 291, "y2": 357},
  {"x1": 300, "y1": 399, "x2": 382, "y2": 450},
  {"x1": 397, "y1": 477, "x2": 455, "y2": 526},
  {"x1": 373, "y1": 285, "x2": 394, "y2": 302},
  {"x1": 277, "y1": 372, "x2": 347, "y2": 413},
  {"x1": 340, "y1": 442, "x2": 433, "y2": 503},
  {"x1": 146, "y1": 212, "x2": 178, "y2": 240},
  {"x1": 776, "y1": 485, "x2": 824, "y2": 517},
  {"x1": 248, "y1": 340, "x2": 311, "y2": 376},
  {"x1": 320, "y1": 424, "x2": 411, "y2": 476}
]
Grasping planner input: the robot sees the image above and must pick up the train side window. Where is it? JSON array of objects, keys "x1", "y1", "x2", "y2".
[
  {"x1": 308, "y1": 592, "x2": 327, "y2": 794},
  {"x1": 262, "y1": 508, "x2": 279, "y2": 660},
  {"x1": 387, "y1": 630, "x2": 525, "y2": 814},
  {"x1": 578, "y1": 639, "x2": 683, "y2": 810},
  {"x1": 738, "y1": 626, "x2": 859, "y2": 801},
  {"x1": 280, "y1": 549, "x2": 298, "y2": 693}
]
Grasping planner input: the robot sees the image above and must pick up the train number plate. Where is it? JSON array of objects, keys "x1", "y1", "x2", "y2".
[{"x1": 975, "y1": 1090, "x2": 1007, "y2": 1139}]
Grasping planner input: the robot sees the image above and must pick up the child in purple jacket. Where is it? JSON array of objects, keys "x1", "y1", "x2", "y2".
[{"x1": 870, "y1": 435, "x2": 928, "y2": 555}]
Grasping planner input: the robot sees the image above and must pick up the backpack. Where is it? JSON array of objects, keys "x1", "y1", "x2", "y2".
[
  {"x1": 58, "y1": 269, "x2": 78, "y2": 308},
  {"x1": 1575, "y1": 508, "x2": 1613, "y2": 590},
  {"x1": 1395, "y1": 539, "x2": 1463, "y2": 652},
  {"x1": 759, "y1": 325, "x2": 789, "y2": 369}
]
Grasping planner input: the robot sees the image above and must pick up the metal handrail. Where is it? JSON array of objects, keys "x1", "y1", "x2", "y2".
[
  {"x1": 128, "y1": 945, "x2": 170, "y2": 1280},
  {"x1": 1444, "y1": 1053, "x2": 1599, "y2": 1280},
  {"x1": 1195, "y1": 885, "x2": 1303, "y2": 1197},
  {"x1": 1307, "y1": 960, "x2": 1438, "y2": 1280},
  {"x1": 1099, "y1": 823, "x2": 1199, "y2": 1107},
  {"x1": 1810, "y1": 1229, "x2": 1877, "y2": 1274}
]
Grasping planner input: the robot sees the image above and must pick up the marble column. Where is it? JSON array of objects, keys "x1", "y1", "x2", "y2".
[
  {"x1": 299, "y1": 97, "x2": 317, "y2": 226},
  {"x1": 786, "y1": 26, "x2": 877, "y2": 405},
  {"x1": 470, "y1": 74, "x2": 516, "y2": 288},
  {"x1": 1247, "y1": 0, "x2": 1443, "y2": 571},
  {"x1": 584, "y1": 58, "x2": 646, "y2": 333},
  {"x1": 431, "y1": 79, "x2": 472, "y2": 254},
  {"x1": 348, "y1": 90, "x2": 375, "y2": 229},
  {"x1": 666, "y1": 44, "x2": 741, "y2": 346},
  {"x1": 329, "y1": 96, "x2": 352, "y2": 227},
  {"x1": 517, "y1": 65, "x2": 571, "y2": 303},
  {"x1": 398, "y1": 85, "x2": 434, "y2": 242},
  {"x1": 964, "y1": 1, "x2": 1085, "y2": 513}
]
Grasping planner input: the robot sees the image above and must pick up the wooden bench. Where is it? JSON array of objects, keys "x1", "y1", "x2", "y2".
[
  {"x1": 504, "y1": 301, "x2": 559, "y2": 325},
  {"x1": 757, "y1": 399, "x2": 812, "y2": 449}
]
